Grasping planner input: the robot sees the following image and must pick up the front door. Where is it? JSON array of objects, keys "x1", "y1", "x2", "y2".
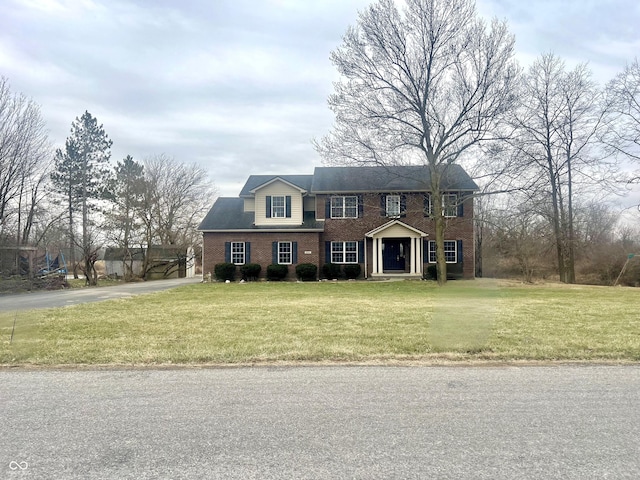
[{"x1": 383, "y1": 239, "x2": 406, "y2": 271}]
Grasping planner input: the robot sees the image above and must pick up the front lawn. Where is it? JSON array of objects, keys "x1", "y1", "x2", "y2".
[{"x1": 1, "y1": 280, "x2": 639, "y2": 365}]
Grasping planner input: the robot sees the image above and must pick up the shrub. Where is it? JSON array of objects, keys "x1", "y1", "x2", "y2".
[
  {"x1": 240, "y1": 263, "x2": 261, "y2": 281},
  {"x1": 266, "y1": 264, "x2": 288, "y2": 281},
  {"x1": 214, "y1": 262, "x2": 236, "y2": 281},
  {"x1": 425, "y1": 264, "x2": 437, "y2": 280},
  {"x1": 295, "y1": 263, "x2": 318, "y2": 281},
  {"x1": 322, "y1": 263, "x2": 343, "y2": 280},
  {"x1": 343, "y1": 264, "x2": 361, "y2": 280}
]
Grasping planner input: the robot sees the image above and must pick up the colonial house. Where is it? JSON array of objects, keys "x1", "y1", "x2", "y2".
[{"x1": 198, "y1": 165, "x2": 478, "y2": 280}]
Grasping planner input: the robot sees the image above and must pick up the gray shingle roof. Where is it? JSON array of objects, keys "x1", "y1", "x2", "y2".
[
  {"x1": 239, "y1": 175, "x2": 314, "y2": 197},
  {"x1": 200, "y1": 165, "x2": 478, "y2": 231},
  {"x1": 198, "y1": 197, "x2": 324, "y2": 231},
  {"x1": 311, "y1": 165, "x2": 479, "y2": 193}
]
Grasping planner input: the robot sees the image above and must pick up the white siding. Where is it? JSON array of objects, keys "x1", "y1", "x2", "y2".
[
  {"x1": 244, "y1": 198, "x2": 255, "y2": 212},
  {"x1": 254, "y1": 180, "x2": 304, "y2": 226}
]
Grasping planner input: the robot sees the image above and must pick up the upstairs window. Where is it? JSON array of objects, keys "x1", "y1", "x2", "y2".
[
  {"x1": 331, "y1": 196, "x2": 358, "y2": 218},
  {"x1": 266, "y1": 195, "x2": 292, "y2": 219},
  {"x1": 271, "y1": 196, "x2": 285, "y2": 218},
  {"x1": 443, "y1": 194, "x2": 458, "y2": 218},
  {"x1": 386, "y1": 195, "x2": 401, "y2": 217}
]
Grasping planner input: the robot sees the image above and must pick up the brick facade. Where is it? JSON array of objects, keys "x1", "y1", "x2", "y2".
[{"x1": 203, "y1": 193, "x2": 474, "y2": 280}]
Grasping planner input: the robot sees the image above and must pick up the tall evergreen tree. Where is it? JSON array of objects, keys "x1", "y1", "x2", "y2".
[{"x1": 51, "y1": 111, "x2": 112, "y2": 285}]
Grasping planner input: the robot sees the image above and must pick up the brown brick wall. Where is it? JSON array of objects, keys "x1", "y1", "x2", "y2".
[
  {"x1": 319, "y1": 193, "x2": 475, "y2": 279},
  {"x1": 202, "y1": 232, "x2": 321, "y2": 280}
]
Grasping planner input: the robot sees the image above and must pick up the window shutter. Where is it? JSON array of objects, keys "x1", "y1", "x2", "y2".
[
  {"x1": 423, "y1": 239, "x2": 429, "y2": 263},
  {"x1": 457, "y1": 240, "x2": 463, "y2": 264},
  {"x1": 224, "y1": 242, "x2": 231, "y2": 263},
  {"x1": 457, "y1": 194, "x2": 464, "y2": 217},
  {"x1": 285, "y1": 196, "x2": 292, "y2": 218},
  {"x1": 325, "y1": 198, "x2": 331, "y2": 219},
  {"x1": 272, "y1": 241, "x2": 278, "y2": 264},
  {"x1": 357, "y1": 195, "x2": 364, "y2": 218},
  {"x1": 325, "y1": 241, "x2": 331, "y2": 264},
  {"x1": 292, "y1": 241, "x2": 298, "y2": 264},
  {"x1": 266, "y1": 196, "x2": 272, "y2": 218},
  {"x1": 400, "y1": 195, "x2": 407, "y2": 218},
  {"x1": 358, "y1": 240, "x2": 364, "y2": 263},
  {"x1": 424, "y1": 194, "x2": 431, "y2": 217},
  {"x1": 245, "y1": 242, "x2": 251, "y2": 264},
  {"x1": 380, "y1": 194, "x2": 386, "y2": 216}
]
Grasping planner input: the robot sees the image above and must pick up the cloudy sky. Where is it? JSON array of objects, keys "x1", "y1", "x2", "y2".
[{"x1": 2, "y1": 0, "x2": 639, "y2": 198}]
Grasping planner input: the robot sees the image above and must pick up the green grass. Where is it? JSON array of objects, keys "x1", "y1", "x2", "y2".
[{"x1": 1, "y1": 280, "x2": 639, "y2": 365}]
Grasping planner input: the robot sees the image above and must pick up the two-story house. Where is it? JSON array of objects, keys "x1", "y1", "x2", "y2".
[{"x1": 198, "y1": 165, "x2": 478, "y2": 279}]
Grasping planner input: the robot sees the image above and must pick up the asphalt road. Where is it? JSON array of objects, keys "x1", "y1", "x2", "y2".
[
  {"x1": 1, "y1": 365, "x2": 639, "y2": 479},
  {"x1": 0, "y1": 277, "x2": 202, "y2": 312}
]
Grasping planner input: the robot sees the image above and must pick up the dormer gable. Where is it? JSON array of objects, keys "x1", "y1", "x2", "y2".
[
  {"x1": 249, "y1": 176, "x2": 308, "y2": 195},
  {"x1": 253, "y1": 178, "x2": 307, "y2": 226}
]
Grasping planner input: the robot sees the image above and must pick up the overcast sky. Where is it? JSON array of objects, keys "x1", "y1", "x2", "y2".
[{"x1": 2, "y1": 0, "x2": 639, "y2": 198}]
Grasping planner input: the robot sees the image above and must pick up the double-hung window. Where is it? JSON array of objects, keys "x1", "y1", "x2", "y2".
[
  {"x1": 331, "y1": 241, "x2": 358, "y2": 264},
  {"x1": 386, "y1": 195, "x2": 401, "y2": 217},
  {"x1": 278, "y1": 241, "x2": 292, "y2": 264},
  {"x1": 428, "y1": 240, "x2": 457, "y2": 263},
  {"x1": 231, "y1": 242, "x2": 245, "y2": 265},
  {"x1": 271, "y1": 195, "x2": 286, "y2": 218},
  {"x1": 331, "y1": 196, "x2": 358, "y2": 218},
  {"x1": 442, "y1": 194, "x2": 458, "y2": 218}
]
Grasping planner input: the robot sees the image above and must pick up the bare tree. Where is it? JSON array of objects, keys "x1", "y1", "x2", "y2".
[
  {"x1": 490, "y1": 205, "x2": 554, "y2": 283},
  {"x1": 604, "y1": 58, "x2": 640, "y2": 164},
  {"x1": 0, "y1": 77, "x2": 52, "y2": 246},
  {"x1": 508, "y1": 53, "x2": 612, "y2": 283},
  {"x1": 315, "y1": 0, "x2": 518, "y2": 284},
  {"x1": 116, "y1": 154, "x2": 216, "y2": 279}
]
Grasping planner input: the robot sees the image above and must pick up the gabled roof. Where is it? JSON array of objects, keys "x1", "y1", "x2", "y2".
[
  {"x1": 239, "y1": 175, "x2": 314, "y2": 197},
  {"x1": 197, "y1": 197, "x2": 324, "y2": 232},
  {"x1": 311, "y1": 165, "x2": 478, "y2": 193},
  {"x1": 365, "y1": 220, "x2": 428, "y2": 238}
]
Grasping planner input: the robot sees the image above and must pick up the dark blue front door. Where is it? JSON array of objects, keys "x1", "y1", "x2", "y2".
[{"x1": 383, "y1": 239, "x2": 405, "y2": 271}]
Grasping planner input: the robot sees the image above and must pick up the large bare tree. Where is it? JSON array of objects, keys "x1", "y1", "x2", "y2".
[
  {"x1": 509, "y1": 54, "x2": 611, "y2": 283},
  {"x1": 315, "y1": 0, "x2": 518, "y2": 284}
]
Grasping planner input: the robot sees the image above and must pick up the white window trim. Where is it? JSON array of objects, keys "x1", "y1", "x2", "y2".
[
  {"x1": 331, "y1": 196, "x2": 358, "y2": 219},
  {"x1": 443, "y1": 194, "x2": 458, "y2": 218},
  {"x1": 428, "y1": 240, "x2": 457, "y2": 263},
  {"x1": 331, "y1": 241, "x2": 358, "y2": 264},
  {"x1": 231, "y1": 241, "x2": 245, "y2": 265},
  {"x1": 271, "y1": 195, "x2": 286, "y2": 218},
  {"x1": 278, "y1": 241, "x2": 292, "y2": 265},
  {"x1": 386, "y1": 194, "x2": 401, "y2": 217}
]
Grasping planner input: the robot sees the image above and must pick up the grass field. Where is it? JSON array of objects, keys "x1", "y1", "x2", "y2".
[{"x1": 1, "y1": 279, "x2": 639, "y2": 365}]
